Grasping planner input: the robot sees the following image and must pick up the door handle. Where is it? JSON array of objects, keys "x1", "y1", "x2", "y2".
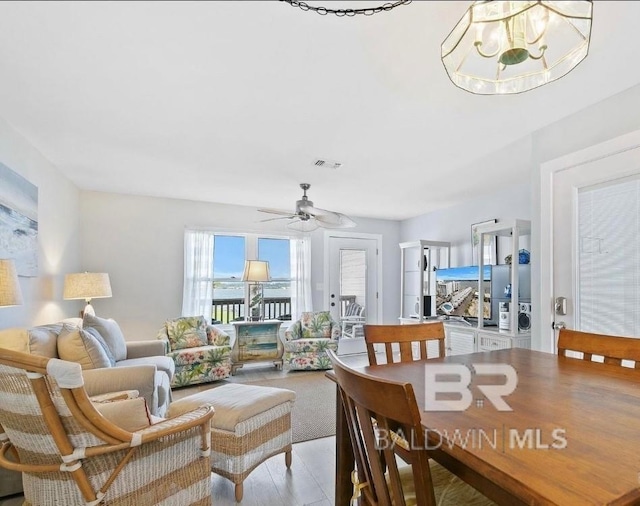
[
  {"x1": 552, "y1": 321, "x2": 566, "y2": 330},
  {"x1": 555, "y1": 297, "x2": 567, "y2": 315}
]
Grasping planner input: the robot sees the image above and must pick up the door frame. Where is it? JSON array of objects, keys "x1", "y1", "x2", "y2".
[
  {"x1": 538, "y1": 128, "x2": 640, "y2": 353},
  {"x1": 323, "y1": 231, "x2": 383, "y2": 325}
]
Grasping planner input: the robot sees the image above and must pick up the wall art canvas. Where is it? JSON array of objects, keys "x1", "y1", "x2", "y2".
[
  {"x1": 0, "y1": 162, "x2": 38, "y2": 276},
  {"x1": 471, "y1": 219, "x2": 497, "y2": 266}
]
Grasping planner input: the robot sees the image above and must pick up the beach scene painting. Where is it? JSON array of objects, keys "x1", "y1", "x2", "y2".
[{"x1": 0, "y1": 162, "x2": 38, "y2": 276}]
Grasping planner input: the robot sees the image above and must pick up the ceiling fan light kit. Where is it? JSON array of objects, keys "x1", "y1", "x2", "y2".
[
  {"x1": 259, "y1": 183, "x2": 356, "y2": 232},
  {"x1": 441, "y1": 1, "x2": 593, "y2": 95}
]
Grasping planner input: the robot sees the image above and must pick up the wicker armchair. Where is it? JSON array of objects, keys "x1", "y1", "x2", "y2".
[{"x1": 0, "y1": 348, "x2": 214, "y2": 506}]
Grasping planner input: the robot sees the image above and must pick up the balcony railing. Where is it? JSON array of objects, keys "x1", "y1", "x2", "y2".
[{"x1": 211, "y1": 295, "x2": 357, "y2": 324}]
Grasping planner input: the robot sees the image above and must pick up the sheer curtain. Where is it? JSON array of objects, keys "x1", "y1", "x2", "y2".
[
  {"x1": 182, "y1": 229, "x2": 215, "y2": 318},
  {"x1": 290, "y1": 236, "x2": 312, "y2": 320}
]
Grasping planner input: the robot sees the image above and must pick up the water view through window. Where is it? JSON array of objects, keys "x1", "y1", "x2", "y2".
[{"x1": 212, "y1": 235, "x2": 291, "y2": 323}]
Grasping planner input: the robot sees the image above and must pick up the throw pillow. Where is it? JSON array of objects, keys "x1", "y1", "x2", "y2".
[
  {"x1": 165, "y1": 316, "x2": 208, "y2": 351},
  {"x1": 83, "y1": 314, "x2": 128, "y2": 361},
  {"x1": 300, "y1": 311, "x2": 333, "y2": 339},
  {"x1": 57, "y1": 324, "x2": 112, "y2": 370},
  {"x1": 84, "y1": 327, "x2": 117, "y2": 366},
  {"x1": 93, "y1": 397, "x2": 152, "y2": 432},
  {"x1": 0, "y1": 328, "x2": 29, "y2": 353}
]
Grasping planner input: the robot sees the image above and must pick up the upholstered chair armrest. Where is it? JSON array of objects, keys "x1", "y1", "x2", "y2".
[
  {"x1": 285, "y1": 321, "x2": 302, "y2": 341},
  {"x1": 330, "y1": 322, "x2": 342, "y2": 340},
  {"x1": 155, "y1": 327, "x2": 172, "y2": 354},
  {"x1": 206, "y1": 325, "x2": 230, "y2": 346},
  {"x1": 126, "y1": 340, "x2": 167, "y2": 359},
  {"x1": 82, "y1": 365, "x2": 157, "y2": 412}
]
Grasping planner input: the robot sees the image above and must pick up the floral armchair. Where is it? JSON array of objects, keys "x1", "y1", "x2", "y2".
[
  {"x1": 156, "y1": 315, "x2": 232, "y2": 387},
  {"x1": 283, "y1": 311, "x2": 341, "y2": 370}
]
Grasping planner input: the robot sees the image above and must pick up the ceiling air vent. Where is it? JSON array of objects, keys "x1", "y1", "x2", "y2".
[{"x1": 313, "y1": 159, "x2": 342, "y2": 170}]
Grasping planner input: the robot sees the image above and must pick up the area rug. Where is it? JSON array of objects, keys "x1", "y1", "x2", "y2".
[{"x1": 245, "y1": 371, "x2": 336, "y2": 443}]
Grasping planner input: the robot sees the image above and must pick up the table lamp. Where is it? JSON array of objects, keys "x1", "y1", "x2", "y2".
[
  {"x1": 63, "y1": 272, "x2": 112, "y2": 316},
  {"x1": 241, "y1": 260, "x2": 270, "y2": 321},
  {"x1": 0, "y1": 259, "x2": 23, "y2": 307}
]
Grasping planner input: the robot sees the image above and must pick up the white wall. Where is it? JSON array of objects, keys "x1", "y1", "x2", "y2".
[
  {"x1": 400, "y1": 182, "x2": 532, "y2": 266},
  {"x1": 79, "y1": 191, "x2": 401, "y2": 339},
  {"x1": 0, "y1": 117, "x2": 81, "y2": 329}
]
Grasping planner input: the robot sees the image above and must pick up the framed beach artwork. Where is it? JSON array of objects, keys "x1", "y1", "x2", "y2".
[
  {"x1": 0, "y1": 162, "x2": 38, "y2": 276},
  {"x1": 471, "y1": 219, "x2": 497, "y2": 266}
]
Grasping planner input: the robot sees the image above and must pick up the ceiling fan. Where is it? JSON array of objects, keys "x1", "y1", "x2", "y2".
[{"x1": 258, "y1": 183, "x2": 356, "y2": 232}]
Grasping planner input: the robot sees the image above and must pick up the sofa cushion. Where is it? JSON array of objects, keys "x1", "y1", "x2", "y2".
[
  {"x1": 299, "y1": 311, "x2": 334, "y2": 339},
  {"x1": 83, "y1": 314, "x2": 127, "y2": 361},
  {"x1": 165, "y1": 316, "x2": 208, "y2": 351},
  {"x1": 116, "y1": 355, "x2": 175, "y2": 380},
  {"x1": 57, "y1": 324, "x2": 113, "y2": 370},
  {"x1": 0, "y1": 328, "x2": 30, "y2": 353}
]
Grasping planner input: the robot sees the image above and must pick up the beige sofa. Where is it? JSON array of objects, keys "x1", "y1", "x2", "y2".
[
  {"x1": 0, "y1": 316, "x2": 177, "y2": 499},
  {"x1": 0, "y1": 316, "x2": 174, "y2": 417}
]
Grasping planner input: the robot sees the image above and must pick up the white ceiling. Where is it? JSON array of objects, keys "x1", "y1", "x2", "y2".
[{"x1": 0, "y1": 1, "x2": 638, "y2": 220}]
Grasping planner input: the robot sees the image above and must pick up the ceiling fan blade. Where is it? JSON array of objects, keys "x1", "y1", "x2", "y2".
[
  {"x1": 316, "y1": 212, "x2": 357, "y2": 229},
  {"x1": 259, "y1": 215, "x2": 296, "y2": 223},
  {"x1": 258, "y1": 208, "x2": 294, "y2": 216},
  {"x1": 297, "y1": 203, "x2": 334, "y2": 216}
]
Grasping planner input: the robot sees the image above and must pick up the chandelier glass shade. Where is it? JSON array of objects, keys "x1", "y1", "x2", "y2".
[{"x1": 441, "y1": 1, "x2": 593, "y2": 95}]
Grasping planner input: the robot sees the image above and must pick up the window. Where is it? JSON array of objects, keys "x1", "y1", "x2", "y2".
[
  {"x1": 211, "y1": 234, "x2": 292, "y2": 322},
  {"x1": 258, "y1": 238, "x2": 292, "y2": 321},
  {"x1": 183, "y1": 230, "x2": 310, "y2": 324},
  {"x1": 212, "y1": 235, "x2": 247, "y2": 323}
]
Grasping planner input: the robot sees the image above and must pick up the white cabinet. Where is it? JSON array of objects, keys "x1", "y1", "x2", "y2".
[
  {"x1": 476, "y1": 331, "x2": 530, "y2": 351},
  {"x1": 446, "y1": 326, "x2": 476, "y2": 355},
  {"x1": 444, "y1": 324, "x2": 531, "y2": 355},
  {"x1": 399, "y1": 240, "x2": 450, "y2": 321}
]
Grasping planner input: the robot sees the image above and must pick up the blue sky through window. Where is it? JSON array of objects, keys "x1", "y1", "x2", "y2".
[
  {"x1": 213, "y1": 235, "x2": 290, "y2": 280},
  {"x1": 258, "y1": 238, "x2": 290, "y2": 279},
  {"x1": 213, "y1": 235, "x2": 245, "y2": 279}
]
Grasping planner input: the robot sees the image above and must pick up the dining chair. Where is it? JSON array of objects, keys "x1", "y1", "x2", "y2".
[
  {"x1": 327, "y1": 350, "x2": 494, "y2": 506},
  {"x1": 557, "y1": 328, "x2": 640, "y2": 367},
  {"x1": 364, "y1": 322, "x2": 446, "y2": 366}
]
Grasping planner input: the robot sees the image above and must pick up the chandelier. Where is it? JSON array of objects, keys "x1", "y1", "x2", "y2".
[
  {"x1": 441, "y1": 1, "x2": 593, "y2": 95},
  {"x1": 279, "y1": 0, "x2": 411, "y2": 17}
]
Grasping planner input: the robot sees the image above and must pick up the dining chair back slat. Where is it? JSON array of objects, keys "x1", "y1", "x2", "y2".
[
  {"x1": 557, "y1": 328, "x2": 640, "y2": 368},
  {"x1": 364, "y1": 323, "x2": 446, "y2": 366}
]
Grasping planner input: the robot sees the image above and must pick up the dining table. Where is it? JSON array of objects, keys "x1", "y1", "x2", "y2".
[{"x1": 330, "y1": 348, "x2": 640, "y2": 505}]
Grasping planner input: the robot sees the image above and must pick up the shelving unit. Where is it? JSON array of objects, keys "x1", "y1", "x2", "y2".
[
  {"x1": 399, "y1": 240, "x2": 451, "y2": 321},
  {"x1": 398, "y1": 224, "x2": 531, "y2": 356},
  {"x1": 476, "y1": 218, "x2": 532, "y2": 343}
]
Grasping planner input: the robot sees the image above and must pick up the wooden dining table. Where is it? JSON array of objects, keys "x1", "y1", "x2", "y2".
[{"x1": 331, "y1": 348, "x2": 640, "y2": 505}]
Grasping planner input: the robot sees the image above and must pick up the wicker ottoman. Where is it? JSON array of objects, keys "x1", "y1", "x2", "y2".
[{"x1": 169, "y1": 383, "x2": 295, "y2": 502}]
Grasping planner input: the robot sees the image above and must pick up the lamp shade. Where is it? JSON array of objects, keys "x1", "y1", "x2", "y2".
[
  {"x1": 241, "y1": 261, "x2": 271, "y2": 282},
  {"x1": 63, "y1": 272, "x2": 112, "y2": 300},
  {"x1": 0, "y1": 259, "x2": 23, "y2": 307}
]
